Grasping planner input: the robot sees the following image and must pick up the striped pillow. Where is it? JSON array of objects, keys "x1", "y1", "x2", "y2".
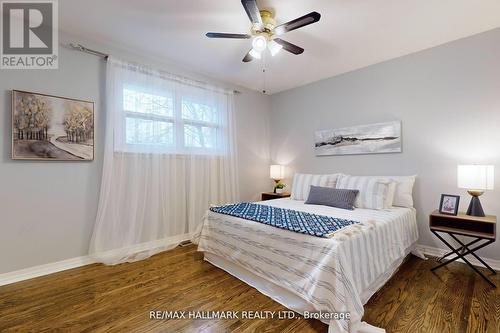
[
  {"x1": 336, "y1": 175, "x2": 394, "y2": 210},
  {"x1": 291, "y1": 173, "x2": 340, "y2": 201}
]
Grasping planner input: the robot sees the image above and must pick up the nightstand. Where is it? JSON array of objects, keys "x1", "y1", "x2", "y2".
[
  {"x1": 429, "y1": 210, "x2": 497, "y2": 287},
  {"x1": 261, "y1": 192, "x2": 291, "y2": 201}
]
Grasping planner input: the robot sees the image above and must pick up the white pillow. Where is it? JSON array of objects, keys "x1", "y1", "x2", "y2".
[
  {"x1": 384, "y1": 175, "x2": 416, "y2": 208},
  {"x1": 291, "y1": 173, "x2": 341, "y2": 201},
  {"x1": 386, "y1": 181, "x2": 397, "y2": 208},
  {"x1": 336, "y1": 175, "x2": 394, "y2": 210}
]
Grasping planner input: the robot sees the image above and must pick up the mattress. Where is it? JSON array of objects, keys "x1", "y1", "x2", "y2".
[{"x1": 193, "y1": 198, "x2": 419, "y2": 333}]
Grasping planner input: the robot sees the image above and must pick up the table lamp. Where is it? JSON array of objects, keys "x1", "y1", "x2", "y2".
[
  {"x1": 457, "y1": 165, "x2": 494, "y2": 217},
  {"x1": 270, "y1": 165, "x2": 285, "y2": 193}
]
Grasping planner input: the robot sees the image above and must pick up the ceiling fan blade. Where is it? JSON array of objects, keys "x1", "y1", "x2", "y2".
[
  {"x1": 242, "y1": 49, "x2": 253, "y2": 62},
  {"x1": 206, "y1": 32, "x2": 251, "y2": 39},
  {"x1": 273, "y1": 38, "x2": 304, "y2": 55},
  {"x1": 241, "y1": 0, "x2": 262, "y2": 26},
  {"x1": 273, "y1": 11, "x2": 321, "y2": 35}
]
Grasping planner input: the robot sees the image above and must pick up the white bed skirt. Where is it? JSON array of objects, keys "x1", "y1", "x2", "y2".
[{"x1": 205, "y1": 245, "x2": 420, "y2": 333}]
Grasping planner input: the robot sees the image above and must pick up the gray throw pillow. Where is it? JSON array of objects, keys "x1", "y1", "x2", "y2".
[{"x1": 305, "y1": 186, "x2": 359, "y2": 210}]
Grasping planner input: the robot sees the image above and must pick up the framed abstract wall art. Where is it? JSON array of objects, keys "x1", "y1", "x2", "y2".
[{"x1": 314, "y1": 121, "x2": 401, "y2": 156}]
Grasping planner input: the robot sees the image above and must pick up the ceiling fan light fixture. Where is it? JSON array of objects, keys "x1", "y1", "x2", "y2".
[
  {"x1": 268, "y1": 40, "x2": 283, "y2": 56},
  {"x1": 249, "y1": 48, "x2": 262, "y2": 59},
  {"x1": 252, "y1": 35, "x2": 267, "y2": 52},
  {"x1": 205, "y1": 2, "x2": 321, "y2": 64}
]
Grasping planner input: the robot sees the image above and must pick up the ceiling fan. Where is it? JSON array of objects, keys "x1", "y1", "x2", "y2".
[{"x1": 206, "y1": 0, "x2": 321, "y2": 62}]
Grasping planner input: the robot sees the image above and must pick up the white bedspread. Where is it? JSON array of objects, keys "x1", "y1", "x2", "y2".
[{"x1": 193, "y1": 198, "x2": 419, "y2": 333}]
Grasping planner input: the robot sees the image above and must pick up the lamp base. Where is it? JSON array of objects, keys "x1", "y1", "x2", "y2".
[
  {"x1": 273, "y1": 179, "x2": 280, "y2": 193},
  {"x1": 466, "y1": 195, "x2": 485, "y2": 217}
]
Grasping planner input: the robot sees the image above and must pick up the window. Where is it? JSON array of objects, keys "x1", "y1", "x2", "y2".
[
  {"x1": 182, "y1": 99, "x2": 218, "y2": 149},
  {"x1": 120, "y1": 87, "x2": 224, "y2": 154},
  {"x1": 124, "y1": 88, "x2": 173, "y2": 117},
  {"x1": 123, "y1": 88, "x2": 174, "y2": 147}
]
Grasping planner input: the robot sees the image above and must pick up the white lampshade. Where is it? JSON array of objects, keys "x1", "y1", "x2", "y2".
[
  {"x1": 249, "y1": 48, "x2": 262, "y2": 59},
  {"x1": 268, "y1": 40, "x2": 283, "y2": 56},
  {"x1": 457, "y1": 165, "x2": 494, "y2": 190},
  {"x1": 270, "y1": 165, "x2": 285, "y2": 180},
  {"x1": 252, "y1": 36, "x2": 267, "y2": 52}
]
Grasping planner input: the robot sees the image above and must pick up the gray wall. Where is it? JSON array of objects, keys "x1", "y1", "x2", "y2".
[
  {"x1": 3, "y1": 27, "x2": 498, "y2": 274},
  {"x1": 0, "y1": 47, "x2": 105, "y2": 274},
  {"x1": 0, "y1": 35, "x2": 270, "y2": 273},
  {"x1": 270, "y1": 28, "x2": 500, "y2": 260},
  {"x1": 235, "y1": 91, "x2": 271, "y2": 201}
]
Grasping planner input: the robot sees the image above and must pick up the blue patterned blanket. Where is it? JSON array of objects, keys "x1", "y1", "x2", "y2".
[{"x1": 209, "y1": 202, "x2": 360, "y2": 238}]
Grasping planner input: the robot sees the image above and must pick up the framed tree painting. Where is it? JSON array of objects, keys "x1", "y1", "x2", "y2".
[{"x1": 12, "y1": 90, "x2": 94, "y2": 161}]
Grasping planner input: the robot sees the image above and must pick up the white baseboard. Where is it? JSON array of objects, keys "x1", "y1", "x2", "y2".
[
  {"x1": 0, "y1": 255, "x2": 96, "y2": 287},
  {"x1": 0, "y1": 233, "x2": 192, "y2": 287},
  {"x1": 417, "y1": 244, "x2": 500, "y2": 272}
]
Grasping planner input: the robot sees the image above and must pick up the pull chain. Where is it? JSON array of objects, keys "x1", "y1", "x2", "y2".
[{"x1": 262, "y1": 51, "x2": 267, "y2": 94}]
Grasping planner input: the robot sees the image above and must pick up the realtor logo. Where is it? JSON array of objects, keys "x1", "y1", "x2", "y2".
[{"x1": 1, "y1": 0, "x2": 58, "y2": 69}]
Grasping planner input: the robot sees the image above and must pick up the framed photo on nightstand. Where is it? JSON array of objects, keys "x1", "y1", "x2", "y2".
[{"x1": 439, "y1": 194, "x2": 460, "y2": 216}]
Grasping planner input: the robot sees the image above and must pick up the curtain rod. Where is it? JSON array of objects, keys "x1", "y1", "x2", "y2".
[
  {"x1": 69, "y1": 43, "x2": 241, "y2": 94},
  {"x1": 70, "y1": 43, "x2": 109, "y2": 58}
]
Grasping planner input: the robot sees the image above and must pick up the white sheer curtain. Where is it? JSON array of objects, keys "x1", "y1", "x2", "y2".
[{"x1": 90, "y1": 57, "x2": 239, "y2": 264}]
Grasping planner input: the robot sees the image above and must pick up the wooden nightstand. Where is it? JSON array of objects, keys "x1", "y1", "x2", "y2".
[
  {"x1": 429, "y1": 210, "x2": 497, "y2": 287},
  {"x1": 261, "y1": 192, "x2": 291, "y2": 201}
]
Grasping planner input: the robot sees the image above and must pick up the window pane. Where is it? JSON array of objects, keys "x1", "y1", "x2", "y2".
[
  {"x1": 126, "y1": 117, "x2": 173, "y2": 145},
  {"x1": 184, "y1": 124, "x2": 202, "y2": 148},
  {"x1": 124, "y1": 89, "x2": 173, "y2": 117},
  {"x1": 182, "y1": 99, "x2": 217, "y2": 123},
  {"x1": 201, "y1": 126, "x2": 216, "y2": 149},
  {"x1": 184, "y1": 124, "x2": 216, "y2": 149}
]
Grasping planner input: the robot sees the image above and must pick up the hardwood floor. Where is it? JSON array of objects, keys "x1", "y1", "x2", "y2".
[{"x1": 0, "y1": 245, "x2": 498, "y2": 333}]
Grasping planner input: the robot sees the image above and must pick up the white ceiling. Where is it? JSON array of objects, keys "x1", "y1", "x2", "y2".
[{"x1": 60, "y1": 0, "x2": 500, "y2": 94}]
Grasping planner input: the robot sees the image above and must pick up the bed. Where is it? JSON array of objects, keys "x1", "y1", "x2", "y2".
[{"x1": 192, "y1": 197, "x2": 420, "y2": 333}]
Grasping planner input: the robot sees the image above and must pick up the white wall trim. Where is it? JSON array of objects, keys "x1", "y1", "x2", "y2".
[
  {"x1": 417, "y1": 244, "x2": 500, "y2": 272},
  {"x1": 0, "y1": 234, "x2": 192, "y2": 286},
  {"x1": 0, "y1": 255, "x2": 96, "y2": 287}
]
